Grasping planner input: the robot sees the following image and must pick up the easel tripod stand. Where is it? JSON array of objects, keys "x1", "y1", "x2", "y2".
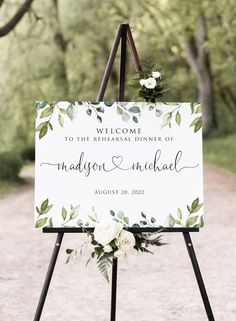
[{"x1": 33, "y1": 23, "x2": 215, "y2": 321}]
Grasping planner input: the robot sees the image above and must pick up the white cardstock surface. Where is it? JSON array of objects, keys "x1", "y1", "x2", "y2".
[{"x1": 35, "y1": 101, "x2": 204, "y2": 229}]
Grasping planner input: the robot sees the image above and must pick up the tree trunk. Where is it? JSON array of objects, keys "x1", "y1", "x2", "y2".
[
  {"x1": 51, "y1": 0, "x2": 69, "y2": 97},
  {"x1": 196, "y1": 63, "x2": 216, "y2": 133},
  {"x1": 185, "y1": 13, "x2": 217, "y2": 135}
]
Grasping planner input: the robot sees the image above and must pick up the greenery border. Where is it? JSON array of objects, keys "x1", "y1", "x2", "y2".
[
  {"x1": 35, "y1": 101, "x2": 202, "y2": 139},
  {"x1": 35, "y1": 197, "x2": 204, "y2": 229}
]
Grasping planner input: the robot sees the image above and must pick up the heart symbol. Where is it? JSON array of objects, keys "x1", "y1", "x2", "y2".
[{"x1": 112, "y1": 156, "x2": 123, "y2": 168}]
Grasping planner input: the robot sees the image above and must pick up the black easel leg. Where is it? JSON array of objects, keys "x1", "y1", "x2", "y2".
[
  {"x1": 33, "y1": 232, "x2": 64, "y2": 321},
  {"x1": 183, "y1": 232, "x2": 215, "y2": 321},
  {"x1": 119, "y1": 24, "x2": 127, "y2": 101},
  {"x1": 110, "y1": 258, "x2": 118, "y2": 321}
]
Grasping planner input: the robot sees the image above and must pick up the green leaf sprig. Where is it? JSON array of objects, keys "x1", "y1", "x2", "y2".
[
  {"x1": 169, "y1": 197, "x2": 204, "y2": 228},
  {"x1": 35, "y1": 198, "x2": 53, "y2": 228},
  {"x1": 116, "y1": 102, "x2": 141, "y2": 123}
]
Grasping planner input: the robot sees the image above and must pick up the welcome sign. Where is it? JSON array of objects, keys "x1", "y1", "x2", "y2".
[{"x1": 34, "y1": 101, "x2": 204, "y2": 229}]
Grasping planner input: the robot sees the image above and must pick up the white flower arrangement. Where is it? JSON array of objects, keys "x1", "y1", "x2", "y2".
[
  {"x1": 135, "y1": 64, "x2": 167, "y2": 103},
  {"x1": 66, "y1": 215, "x2": 164, "y2": 282}
]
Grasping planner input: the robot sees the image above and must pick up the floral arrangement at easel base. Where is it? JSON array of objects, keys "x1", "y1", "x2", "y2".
[{"x1": 66, "y1": 218, "x2": 165, "y2": 283}]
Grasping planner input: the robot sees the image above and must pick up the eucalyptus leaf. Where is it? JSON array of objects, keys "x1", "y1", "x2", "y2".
[
  {"x1": 195, "y1": 104, "x2": 202, "y2": 114},
  {"x1": 58, "y1": 114, "x2": 64, "y2": 127},
  {"x1": 129, "y1": 106, "x2": 140, "y2": 113},
  {"x1": 117, "y1": 106, "x2": 123, "y2": 115},
  {"x1": 191, "y1": 203, "x2": 203, "y2": 213},
  {"x1": 59, "y1": 108, "x2": 67, "y2": 115},
  {"x1": 40, "y1": 107, "x2": 53, "y2": 118},
  {"x1": 110, "y1": 210, "x2": 115, "y2": 216},
  {"x1": 104, "y1": 102, "x2": 113, "y2": 107},
  {"x1": 117, "y1": 211, "x2": 124, "y2": 219},
  {"x1": 177, "y1": 208, "x2": 182, "y2": 219},
  {"x1": 169, "y1": 214, "x2": 175, "y2": 227},
  {"x1": 140, "y1": 220, "x2": 147, "y2": 225},
  {"x1": 186, "y1": 215, "x2": 198, "y2": 226},
  {"x1": 194, "y1": 120, "x2": 202, "y2": 132},
  {"x1": 86, "y1": 108, "x2": 92, "y2": 116},
  {"x1": 96, "y1": 107, "x2": 104, "y2": 113},
  {"x1": 141, "y1": 212, "x2": 146, "y2": 218},
  {"x1": 155, "y1": 109, "x2": 163, "y2": 117},
  {"x1": 191, "y1": 198, "x2": 199, "y2": 209},
  {"x1": 190, "y1": 116, "x2": 202, "y2": 127},
  {"x1": 122, "y1": 112, "x2": 130, "y2": 122},
  {"x1": 175, "y1": 111, "x2": 181, "y2": 126},
  {"x1": 200, "y1": 215, "x2": 204, "y2": 227},
  {"x1": 39, "y1": 124, "x2": 48, "y2": 139},
  {"x1": 88, "y1": 215, "x2": 97, "y2": 222},
  {"x1": 41, "y1": 199, "x2": 49, "y2": 212},
  {"x1": 132, "y1": 115, "x2": 138, "y2": 123},
  {"x1": 123, "y1": 217, "x2": 129, "y2": 225},
  {"x1": 62, "y1": 207, "x2": 67, "y2": 220},
  {"x1": 71, "y1": 205, "x2": 80, "y2": 219},
  {"x1": 151, "y1": 217, "x2": 156, "y2": 223},
  {"x1": 190, "y1": 102, "x2": 195, "y2": 114},
  {"x1": 36, "y1": 122, "x2": 46, "y2": 132},
  {"x1": 48, "y1": 122, "x2": 53, "y2": 131},
  {"x1": 174, "y1": 219, "x2": 182, "y2": 225},
  {"x1": 36, "y1": 101, "x2": 49, "y2": 110},
  {"x1": 41, "y1": 204, "x2": 53, "y2": 214},
  {"x1": 97, "y1": 115, "x2": 102, "y2": 123},
  {"x1": 35, "y1": 217, "x2": 48, "y2": 228},
  {"x1": 67, "y1": 104, "x2": 74, "y2": 120},
  {"x1": 49, "y1": 217, "x2": 53, "y2": 227},
  {"x1": 161, "y1": 113, "x2": 171, "y2": 128}
]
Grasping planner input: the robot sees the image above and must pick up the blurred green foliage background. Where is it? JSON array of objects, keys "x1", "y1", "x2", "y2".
[{"x1": 0, "y1": 0, "x2": 235, "y2": 190}]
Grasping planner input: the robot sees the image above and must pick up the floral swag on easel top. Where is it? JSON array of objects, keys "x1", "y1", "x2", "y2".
[{"x1": 133, "y1": 61, "x2": 168, "y2": 103}]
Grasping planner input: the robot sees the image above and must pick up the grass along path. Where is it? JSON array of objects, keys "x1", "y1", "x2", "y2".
[
  {"x1": 203, "y1": 133, "x2": 236, "y2": 173},
  {"x1": 0, "y1": 163, "x2": 34, "y2": 198}
]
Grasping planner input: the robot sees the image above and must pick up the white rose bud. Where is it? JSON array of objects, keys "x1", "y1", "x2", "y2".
[
  {"x1": 116, "y1": 230, "x2": 135, "y2": 253},
  {"x1": 139, "y1": 79, "x2": 146, "y2": 86},
  {"x1": 114, "y1": 250, "x2": 126, "y2": 258},
  {"x1": 152, "y1": 71, "x2": 161, "y2": 79},
  {"x1": 103, "y1": 245, "x2": 113, "y2": 253},
  {"x1": 94, "y1": 219, "x2": 123, "y2": 246},
  {"x1": 144, "y1": 77, "x2": 157, "y2": 89}
]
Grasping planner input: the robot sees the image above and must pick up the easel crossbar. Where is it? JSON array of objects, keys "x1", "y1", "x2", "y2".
[{"x1": 43, "y1": 227, "x2": 199, "y2": 233}]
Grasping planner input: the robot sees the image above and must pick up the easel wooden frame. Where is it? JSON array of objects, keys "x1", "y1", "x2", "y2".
[{"x1": 33, "y1": 23, "x2": 215, "y2": 321}]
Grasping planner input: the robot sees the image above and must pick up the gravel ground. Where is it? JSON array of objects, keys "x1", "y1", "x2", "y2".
[{"x1": 0, "y1": 164, "x2": 236, "y2": 321}]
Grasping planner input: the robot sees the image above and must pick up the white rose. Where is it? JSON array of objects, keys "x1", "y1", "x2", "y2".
[
  {"x1": 144, "y1": 77, "x2": 157, "y2": 89},
  {"x1": 114, "y1": 250, "x2": 126, "y2": 258},
  {"x1": 139, "y1": 79, "x2": 146, "y2": 86},
  {"x1": 117, "y1": 230, "x2": 135, "y2": 253},
  {"x1": 94, "y1": 219, "x2": 123, "y2": 246},
  {"x1": 152, "y1": 71, "x2": 161, "y2": 79},
  {"x1": 103, "y1": 245, "x2": 113, "y2": 253}
]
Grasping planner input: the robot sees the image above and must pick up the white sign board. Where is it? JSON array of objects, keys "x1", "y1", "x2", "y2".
[{"x1": 35, "y1": 101, "x2": 204, "y2": 229}]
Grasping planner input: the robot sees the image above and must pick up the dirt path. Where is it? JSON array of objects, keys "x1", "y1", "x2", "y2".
[{"x1": 0, "y1": 165, "x2": 236, "y2": 321}]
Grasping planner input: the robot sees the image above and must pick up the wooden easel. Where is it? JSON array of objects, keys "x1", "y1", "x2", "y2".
[{"x1": 33, "y1": 23, "x2": 215, "y2": 321}]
